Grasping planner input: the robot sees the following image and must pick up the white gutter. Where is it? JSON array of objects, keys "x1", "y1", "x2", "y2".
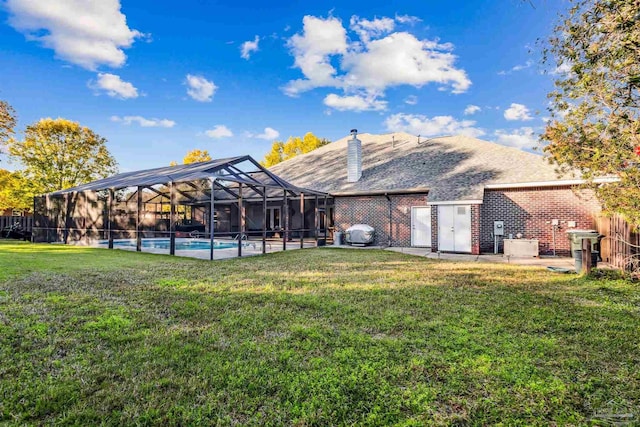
[
  {"x1": 427, "y1": 200, "x2": 483, "y2": 206},
  {"x1": 330, "y1": 188, "x2": 430, "y2": 196},
  {"x1": 484, "y1": 176, "x2": 619, "y2": 190}
]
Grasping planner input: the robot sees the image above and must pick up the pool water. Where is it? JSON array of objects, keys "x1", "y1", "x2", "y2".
[{"x1": 101, "y1": 238, "x2": 238, "y2": 250}]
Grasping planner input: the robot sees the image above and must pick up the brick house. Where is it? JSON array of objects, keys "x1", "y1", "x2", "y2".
[{"x1": 270, "y1": 131, "x2": 603, "y2": 256}]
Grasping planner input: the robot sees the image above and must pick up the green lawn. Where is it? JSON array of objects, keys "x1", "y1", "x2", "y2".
[{"x1": 1, "y1": 240, "x2": 638, "y2": 425}]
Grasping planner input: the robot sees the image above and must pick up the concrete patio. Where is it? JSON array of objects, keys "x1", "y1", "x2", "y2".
[{"x1": 334, "y1": 245, "x2": 612, "y2": 270}]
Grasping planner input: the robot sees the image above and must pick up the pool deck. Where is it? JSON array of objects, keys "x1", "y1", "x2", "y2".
[
  {"x1": 99, "y1": 240, "x2": 317, "y2": 260},
  {"x1": 93, "y1": 239, "x2": 610, "y2": 269}
]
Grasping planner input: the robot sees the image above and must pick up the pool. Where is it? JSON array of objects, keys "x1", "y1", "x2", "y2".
[{"x1": 99, "y1": 238, "x2": 238, "y2": 250}]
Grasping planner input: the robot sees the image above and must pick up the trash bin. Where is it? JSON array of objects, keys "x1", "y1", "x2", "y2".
[
  {"x1": 574, "y1": 249, "x2": 599, "y2": 273},
  {"x1": 566, "y1": 230, "x2": 600, "y2": 257},
  {"x1": 333, "y1": 231, "x2": 343, "y2": 246},
  {"x1": 574, "y1": 249, "x2": 583, "y2": 273}
]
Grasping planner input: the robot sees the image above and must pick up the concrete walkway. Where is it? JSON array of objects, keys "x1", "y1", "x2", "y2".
[
  {"x1": 326, "y1": 244, "x2": 613, "y2": 270},
  {"x1": 385, "y1": 247, "x2": 581, "y2": 269}
]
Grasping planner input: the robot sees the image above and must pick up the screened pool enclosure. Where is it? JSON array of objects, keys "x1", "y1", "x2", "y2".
[{"x1": 33, "y1": 156, "x2": 332, "y2": 259}]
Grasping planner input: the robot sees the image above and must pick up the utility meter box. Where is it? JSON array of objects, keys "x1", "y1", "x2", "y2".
[{"x1": 494, "y1": 220, "x2": 504, "y2": 236}]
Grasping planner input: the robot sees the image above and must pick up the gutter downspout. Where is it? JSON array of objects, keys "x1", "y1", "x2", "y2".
[{"x1": 385, "y1": 193, "x2": 392, "y2": 247}]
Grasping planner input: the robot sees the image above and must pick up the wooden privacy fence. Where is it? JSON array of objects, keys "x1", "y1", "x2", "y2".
[
  {"x1": 0, "y1": 216, "x2": 33, "y2": 233},
  {"x1": 596, "y1": 214, "x2": 640, "y2": 271}
]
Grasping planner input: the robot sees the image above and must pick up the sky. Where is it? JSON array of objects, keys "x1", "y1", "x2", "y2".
[{"x1": 0, "y1": 0, "x2": 568, "y2": 172}]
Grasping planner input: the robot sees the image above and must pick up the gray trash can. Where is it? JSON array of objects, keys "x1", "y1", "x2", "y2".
[
  {"x1": 574, "y1": 249, "x2": 583, "y2": 273},
  {"x1": 333, "y1": 231, "x2": 343, "y2": 246},
  {"x1": 567, "y1": 230, "x2": 600, "y2": 257}
]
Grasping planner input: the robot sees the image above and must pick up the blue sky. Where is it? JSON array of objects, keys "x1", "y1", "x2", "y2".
[{"x1": 0, "y1": 0, "x2": 566, "y2": 172}]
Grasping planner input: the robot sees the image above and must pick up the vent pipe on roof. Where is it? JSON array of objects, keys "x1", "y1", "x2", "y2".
[{"x1": 347, "y1": 129, "x2": 362, "y2": 182}]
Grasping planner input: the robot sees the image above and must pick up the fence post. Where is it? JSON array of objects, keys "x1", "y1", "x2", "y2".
[{"x1": 582, "y1": 238, "x2": 592, "y2": 274}]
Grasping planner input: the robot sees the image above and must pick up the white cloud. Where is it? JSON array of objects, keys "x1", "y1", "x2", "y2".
[
  {"x1": 498, "y1": 59, "x2": 533, "y2": 75},
  {"x1": 283, "y1": 15, "x2": 348, "y2": 96},
  {"x1": 464, "y1": 104, "x2": 481, "y2": 115},
  {"x1": 342, "y1": 33, "x2": 470, "y2": 94},
  {"x1": 205, "y1": 125, "x2": 233, "y2": 138},
  {"x1": 90, "y1": 73, "x2": 138, "y2": 99},
  {"x1": 494, "y1": 127, "x2": 538, "y2": 149},
  {"x1": 551, "y1": 62, "x2": 572, "y2": 75},
  {"x1": 384, "y1": 113, "x2": 485, "y2": 138},
  {"x1": 349, "y1": 15, "x2": 395, "y2": 43},
  {"x1": 404, "y1": 95, "x2": 418, "y2": 105},
  {"x1": 323, "y1": 93, "x2": 387, "y2": 111},
  {"x1": 185, "y1": 74, "x2": 217, "y2": 102},
  {"x1": 504, "y1": 103, "x2": 533, "y2": 121},
  {"x1": 240, "y1": 36, "x2": 260, "y2": 59},
  {"x1": 5, "y1": 0, "x2": 143, "y2": 70},
  {"x1": 283, "y1": 14, "x2": 470, "y2": 109},
  {"x1": 250, "y1": 127, "x2": 280, "y2": 140},
  {"x1": 111, "y1": 115, "x2": 175, "y2": 128},
  {"x1": 395, "y1": 14, "x2": 422, "y2": 24}
]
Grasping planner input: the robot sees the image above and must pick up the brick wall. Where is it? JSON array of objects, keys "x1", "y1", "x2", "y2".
[
  {"x1": 481, "y1": 186, "x2": 601, "y2": 256},
  {"x1": 471, "y1": 204, "x2": 481, "y2": 255},
  {"x1": 334, "y1": 194, "x2": 428, "y2": 246},
  {"x1": 430, "y1": 206, "x2": 438, "y2": 252}
]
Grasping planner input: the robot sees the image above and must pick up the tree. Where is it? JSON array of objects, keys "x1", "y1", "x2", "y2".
[
  {"x1": 0, "y1": 100, "x2": 17, "y2": 157},
  {"x1": 183, "y1": 149, "x2": 212, "y2": 164},
  {"x1": 0, "y1": 169, "x2": 35, "y2": 211},
  {"x1": 6, "y1": 118, "x2": 118, "y2": 193},
  {"x1": 261, "y1": 132, "x2": 330, "y2": 167},
  {"x1": 542, "y1": 0, "x2": 640, "y2": 227},
  {"x1": 170, "y1": 149, "x2": 212, "y2": 166}
]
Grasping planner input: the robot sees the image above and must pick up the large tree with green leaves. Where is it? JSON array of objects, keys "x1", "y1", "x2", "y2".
[
  {"x1": 0, "y1": 169, "x2": 35, "y2": 211},
  {"x1": 542, "y1": 0, "x2": 640, "y2": 226},
  {"x1": 0, "y1": 100, "x2": 17, "y2": 157},
  {"x1": 6, "y1": 118, "x2": 118, "y2": 193},
  {"x1": 261, "y1": 132, "x2": 330, "y2": 167}
]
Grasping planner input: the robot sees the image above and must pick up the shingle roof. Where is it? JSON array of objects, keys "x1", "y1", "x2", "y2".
[{"x1": 269, "y1": 132, "x2": 577, "y2": 202}]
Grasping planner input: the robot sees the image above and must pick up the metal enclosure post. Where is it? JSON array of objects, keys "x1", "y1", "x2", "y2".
[
  {"x1": 63, "y1": 192, "x2": 71, "y2": 244},
  {"x1": 45, "y1": 194, "x2": 51, "y2": 243},
  {"x1": 209, "y1": 178, "x2": 216, "y2": 261},
  {"x1": 314, "y1": 195, "x2": 319, "y2": 246},
  {"x1": 108, "y1": 188, "x2": 114, "y2": 249},
  {"x1": 32, "y1": 194, "x2": 37, "y2": 243},
  {"x1": 323, "y1": 196, "x2": 328, "y2": 243},
  {"x1": 300, "y1": 192, "x2": 305, "y2": 249},
  {"x1": 238, "y1": 183, "x2": 243, "y2": 258},
  {"x1": 136, "y1": 187, "x2": 142, "y2": 252},
  {"x1": 262, "y1": 186, "x2": 267, "y2": 254},
  {"x1": 169, "y1": 182, "x2": 176, "y2": 255},
  {"x1": 83, "y1": 192, "x2": 89, "y2": 245},
  {"x1": 283, "y1": 190, "x2": 287, "y2": 251}
]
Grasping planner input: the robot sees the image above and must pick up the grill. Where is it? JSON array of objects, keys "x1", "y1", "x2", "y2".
[{"x1": 344, "y1": 224, "x2": 375, "y2": 246}]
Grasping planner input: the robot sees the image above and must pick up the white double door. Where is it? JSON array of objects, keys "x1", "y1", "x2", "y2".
[
  {"x1": 438, "y1": 205, "x2": 471, "y2": 252},
  {"x1": 411, "y1": 207, "x2": 431, "y2": 247}
]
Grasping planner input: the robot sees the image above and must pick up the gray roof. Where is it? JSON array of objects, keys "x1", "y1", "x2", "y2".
[
  {"x1": 49, "y1": 155, "x2": 326, "y2": 197},
  {"x1": 269, "y1": 132, "x2": 577, "y2": 202}
]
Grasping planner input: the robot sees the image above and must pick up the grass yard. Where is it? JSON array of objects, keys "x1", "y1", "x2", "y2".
[{"x1": 0, "y1": 241, "x2": 639, "y2": 425}]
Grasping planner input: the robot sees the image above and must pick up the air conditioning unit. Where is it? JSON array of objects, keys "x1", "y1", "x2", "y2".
[{"x1": 504, "y1": 239, "x2": 539, "y2": 257}]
